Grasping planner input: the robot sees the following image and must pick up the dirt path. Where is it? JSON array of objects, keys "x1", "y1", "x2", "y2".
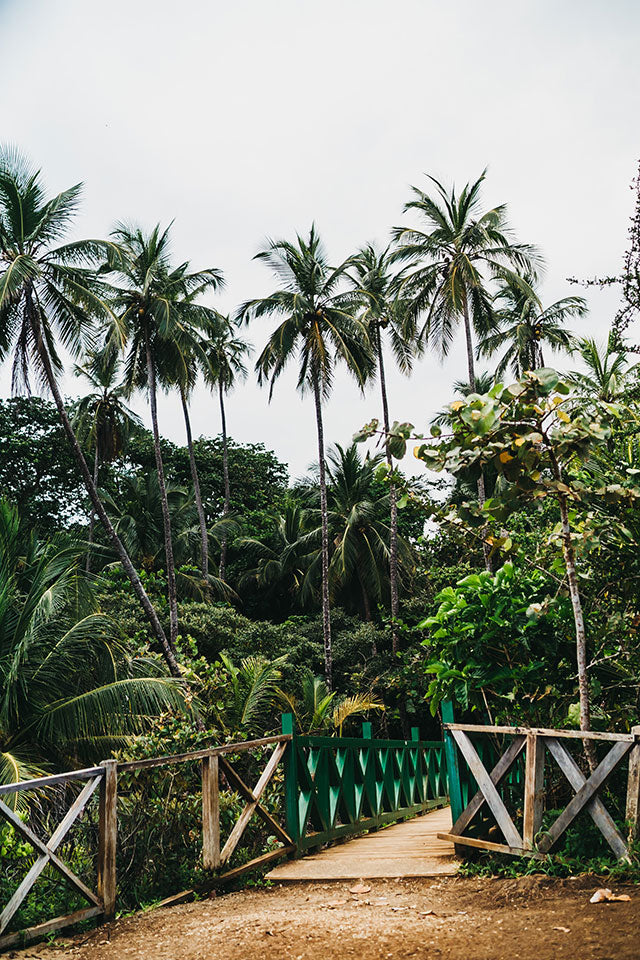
[{"x1": 12, "y1": 876, "x2": 638, "y2": 960}]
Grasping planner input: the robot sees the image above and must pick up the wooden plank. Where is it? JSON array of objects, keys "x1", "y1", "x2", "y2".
[
  {"x1": 450, "y1": 730, "x2": 523, "y2": 848},
  {"x1": 0, "y1": 906, "x2": 103, "y2": 951},
  {"x1": 97, "y1": 760, "x2": 117, "y2": 918},
  {"x1": 202, "y1": 755, "x2": 220, "y2": 870},
  {"x1": 219, "y1": 742, "x2": 288, "y2": 864},
  {"x1": 539, "y1": 738, "x2": 632, "y2": 854},
  {"x1": 0, "y1": 776, "x2": 102, "y2": 936},
  {"x1": 117, "y1": 735, "x2": 292, "y2": 772},
  {"x1": 625, "y1": 726, "x2": 640, "y2": 841},
  {"x1": 545, "y1": 738, "x2": 629, "y2": 860},
  {"x1": 446, "y1": 724, "x2": 633, "y2": 742},
  {"x1": 0, "y1": 799, "x2": 101, "y2": 907},
  {"x1": 450, "y1": 736, "x2": 526, "y2": 837},
  {"x1": 216, "y1": 845, "x2": 295, "y2": 884},
  {"x1": 437, "y1": 832, "x2": 546, "y2": 860},
  {"x1": 218, "y1": 755, "x2": 292, "y2": 849},
  {"x1": 0, "y1": 766, "x2": 103, "y2": 796},
  {"x1": 523, "y1": 733, "x2": 545, "y2": 849}
]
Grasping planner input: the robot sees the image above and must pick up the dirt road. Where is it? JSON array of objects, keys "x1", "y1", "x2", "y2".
[{"x1": 11, "y1": 875, "x2": 638, "y2": 960}]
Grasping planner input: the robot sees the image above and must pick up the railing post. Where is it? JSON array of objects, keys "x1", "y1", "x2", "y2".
[
  {"x1": 202, "y1": 753, "x2": 220, "y2": 870},
  {"x1": 523, "y1": 733, "x2": 545, "y2": 849},
  {"x1": 282, "y1": 713, "x2": 300, "y2": 850},
  {"x1": 97, "y1": 760, "x2": 117, "y2": 920},
  {"x1": 441, "y1": 700, "x2": 464, "y2": 824},
  {"x1": 626, "y1": 725, "x2": 640, "y2": 842}
]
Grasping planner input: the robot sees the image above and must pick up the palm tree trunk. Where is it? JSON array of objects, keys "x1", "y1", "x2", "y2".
[
  {"x1": 85, "y1": 445, "x2": 99, "y2": 573},
  {"x1": 462, "y1": 300, "x2": 492, "y2": 571},
  {"x1": 180, "y1": 386, "x2": 209, "y2": 588},
  {"x1": 26, "y1": 294, "x2": 181, "y2": 677},
  {"x1": 312, "y1": 371, "x2": 332, "y2": 689},
  {"x1": 375, "y1": 323, "x2": 400, "y2": 653},
  {"x1": 218, "y1": 381, "x2": 231, "y2": 582},
  {"x1": 550, "y1": 450, "x2": 597, "y2": 772},
  {"x1": 145, "y1": 333, "x2": 179, "y2": 654},
  {"x1": 358, "y1": 569, "x2": 372, "y2": 622}
]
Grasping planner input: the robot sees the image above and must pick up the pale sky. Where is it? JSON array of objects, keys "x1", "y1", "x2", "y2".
[{"x1": 1, "y1": 0, "x2": 638, "y2": 478}]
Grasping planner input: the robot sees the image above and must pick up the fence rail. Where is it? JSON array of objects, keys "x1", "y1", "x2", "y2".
[{"x1": 439, "y1": 722, "x2": 640, "y2": 862}]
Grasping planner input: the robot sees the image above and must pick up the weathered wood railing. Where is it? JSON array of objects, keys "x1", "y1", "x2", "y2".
[
  {"x1": 438, "y1": 722, "x2": 640, "y2": 861},
  {"x1": 0, "y1": 734, "x2": 292, "y2": 951},
  {"x1": 283, "y1": 715, "x2": 449, "y2": 850}
]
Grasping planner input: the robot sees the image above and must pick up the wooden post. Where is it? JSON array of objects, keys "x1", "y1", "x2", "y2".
[
  {"x1": 411, "y1": 726, "x2": 420, "y2": 741},
  {"x1": 626, "y1": 725, "x2": 640, "y2": 842},
  {"x1": 441, "y1": 700, "x2": 464, "y2": 824},
  {"x1": 523, "y1": 733, "x2": 545, "y2": 849},
  {"x1": 282, "y1": 713, "x2": 299, "y2": 850},
  {"x1": 202, "y1": 754, "x2": 220, "y2": 870},
  {"x1": 97, "y1": 760, "x2": 117, "y2": 920}
]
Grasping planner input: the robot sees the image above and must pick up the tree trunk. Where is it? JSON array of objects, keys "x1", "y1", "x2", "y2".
[
  {"x1": 218, "y1": 381, "x2": 231, "y2": 583},
  {"x1": 376, "y1": 322, "x2": 400, "y2": 653},
  {"x1": 358, "y1": 569, "x2": 372, "y2": 622},
  {"x1": 462, "y1": 300, "x2": 492, "y2": 571},
  {"x1": 550, "y1": 451, "x2": 597, "y2": 772},
  {"x1": 145, "y1": 333, "x2": 179, "y2": 654},
  {"x1": 180, "y1": 385, "x2": 209, "y2": 589},
  {"x1": 26, "y1": 294, "x2": 181, "y2": 677},
  {"x1": 312, "y1": 371, "x2": 332, "y2": 689},
  {"x1": 85, "y1": 445, "x2": 99, "y2": 573}
]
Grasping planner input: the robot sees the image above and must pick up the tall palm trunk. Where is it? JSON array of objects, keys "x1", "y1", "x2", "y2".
[
  {"x1": 218, "y1": 381, "x2": 231, "y2": 582},
  {"x1": 375, "y1": 322, "x2": 400, "y2": 653},
  {"x1": 550, "y1": 449, "x2": 597, "y2": 772},
  {"x1": 145, "y1": 332, "x2": 179, "y2": 653},
  {"x1": 26, "y1": 293, "x2": 181, "y2": 677},
  {"x1": 180, "y1": 385, "x2": 209, "y2": 588},
  {"x1": 462, "y1": 300, "x2": 492, "y2": 572},
  {"x1": 312, "y1": 370, "x2": 332, "y2": 689},
  {"x1": 85, "y1": 445, "x2": 99, "y2": 573}
]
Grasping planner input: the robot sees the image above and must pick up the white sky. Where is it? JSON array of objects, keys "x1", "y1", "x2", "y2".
[{"x1": 1, "y1": 0, "x2": 638, "y2": 479}]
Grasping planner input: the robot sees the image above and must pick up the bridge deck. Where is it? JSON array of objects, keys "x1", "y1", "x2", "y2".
[{"x1": 267, "y1": 805, "x2": 457, "y2": 880}]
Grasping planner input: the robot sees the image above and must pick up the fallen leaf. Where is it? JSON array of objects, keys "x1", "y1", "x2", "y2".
[
  {"x1": 349, "y1": 882, "x2": 372, "y2": 895},
  {"x1": 325, "y1": 899, "x2": 348, "y2": 908},
  {"x1": 419, "y1": 910, "x2": 437, "y2": 917},
  {"x1": 590, "y1": 888, "x2": 631, "y2": 903},
  {"x1": 553, "y1": 926, "x2": 570, "y2": 933}
]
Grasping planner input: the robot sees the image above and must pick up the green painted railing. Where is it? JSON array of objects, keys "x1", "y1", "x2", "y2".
[{"x1": 281, "y1": 714, "x2": 449, "y2": 852}]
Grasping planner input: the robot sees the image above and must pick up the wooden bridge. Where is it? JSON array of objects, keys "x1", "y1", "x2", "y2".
[{"x1": 1, "y1": 710, "x2": 639, "y2": 951}]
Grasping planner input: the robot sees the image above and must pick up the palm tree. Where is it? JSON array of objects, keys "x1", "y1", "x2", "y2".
[
  {"x1": 103, "y1": 223, "x2": 223, "y2": 653},
  {"x1": 0, "y1": 500, "x2": 188, "y2": 790},
  {"x1": 201, "y1": 316, "x2": 251, "y2": 582},
  {"x1": 278, "y1": 670, "x2": 383, "y2": 736},
  {"x1": 393, "y1": 171, "x2": 539, "y2": 568},
  {"x1": 567, "y1": 333, "x2": 639, "y2": 403},
  {"x1": 73, "y1": 347, "x2": 141, "y2": 571},
  {"x1": 478, "y1": 274, "x2": 584, "y2": 377},
  {"x1": 0, "y1": 147, "x2": 180, "y2": 677},
  {"x1": 347, "y1": 244, "x2": 414, "y2": 650},
  {"x1": 324, "y1": 443, "x2": 413, "y2": 621},
  {"x1": 238, "y1": 226, "x2": 373, "y2": 687}
]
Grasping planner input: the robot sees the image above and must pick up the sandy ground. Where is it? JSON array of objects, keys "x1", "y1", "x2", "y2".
[{"x1": 9, "y1": 875, "x2": 639, "y2": 960}]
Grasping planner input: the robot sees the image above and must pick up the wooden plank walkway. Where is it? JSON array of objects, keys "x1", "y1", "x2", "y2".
[{"x1": 267, "y1": 806, "x2": 458, "y2": 881}]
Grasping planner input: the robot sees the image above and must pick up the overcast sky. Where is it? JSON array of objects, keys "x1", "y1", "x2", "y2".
[{"x1": 1, "y1": 0, "x2": 638, "y2": 479}]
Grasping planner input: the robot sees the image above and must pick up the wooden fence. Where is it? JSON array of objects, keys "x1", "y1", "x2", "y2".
[{"x1": 439, "y1": 722, "x2": 640, "y2": 861}]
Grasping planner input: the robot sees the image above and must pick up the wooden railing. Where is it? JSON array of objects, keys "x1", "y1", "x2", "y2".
[
  {"x1": 282, "y1": 715, "x2": 449, "y2": 850},
  {"x1": 439, "y1": 722, "x2": 640, "y2": 861},
  {"x1": 0, "y1": 734, "x2": 292, "y2": 951}
]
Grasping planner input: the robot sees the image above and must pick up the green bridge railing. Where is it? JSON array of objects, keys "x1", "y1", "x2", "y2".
[{"x1": 281, "y1": 714, "x2": 449, "y2": 851}]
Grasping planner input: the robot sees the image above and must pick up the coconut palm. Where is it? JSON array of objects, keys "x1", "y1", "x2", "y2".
[
  {"x1": 213, "y1": 653, "x2": 286, "y2": 737},
  {"x1": 0, "y1": 500, "x2": 188, "y2": 792},
  {"x1": 102, "y1": 223, "x2": 223, "y2": 653},
  {"x1": 393, "y1": 172, "x2": 539, "y2": 568},
  {"x1": 238, "y1": 226, "x2": 373, "y2": 687},
  {"x1": 347, "y1": 244, "x2": 414, "y2": 649},
  {"x1": 0, "y1": 146, "x2": 179, "y2": 676},
  {"x1": 567, "y1": 333, "x2": 640, "y2": 404},
  {"x1": 72, "y1": 348, "x2": 141, "y2": 571},
  {"x1": 478, "y1": 274, "x2": 584, "y2": 377},
  {"x1": 201, "y1": 316, "x2": 251, "y2": 582}
]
